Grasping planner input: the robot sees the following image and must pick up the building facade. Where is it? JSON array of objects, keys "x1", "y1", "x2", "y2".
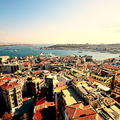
[{"x1": 0, "y1": 82, "x2": 23, "y2": 113}]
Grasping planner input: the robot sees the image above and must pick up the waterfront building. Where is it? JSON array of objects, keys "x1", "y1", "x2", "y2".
[{"x1": 0, "y1": 56, "x2": 10, "y2": 63}]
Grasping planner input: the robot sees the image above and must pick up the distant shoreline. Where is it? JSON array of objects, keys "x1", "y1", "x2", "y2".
[
  {"x1": 0, "y1": 44, "x2": 16, "y2": 46},
  {"x1": 43, "y1": 44, "x2": 120, "y2": 54},
  {"x1": 1, "y1": 43, "x2": 120, "y2": 54},
  {"x1": 0, "y1": 44, "x2": 52, "y2": 47},
  {"x1": 0, "y1": 44, "x2": 40, "y2": 46},
  {"x1": 0, "y1": 44, "x2": 36, "y2": 46}
]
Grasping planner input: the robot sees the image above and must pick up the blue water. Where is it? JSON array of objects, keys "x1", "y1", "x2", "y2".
[{"x1": 0, "y1": 45, "x2": 119, "y2": 60}]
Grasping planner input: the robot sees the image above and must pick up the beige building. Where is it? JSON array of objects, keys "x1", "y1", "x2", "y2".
[
  {"x1": 0, "y1": 81, "x2": 23, "y2": 113},
  {"x1": 0, "y1": 63, "x2": 23, "y2": 74},
  {"x1": 0, "y1": 56, "x2": 10, "y2": 63},
  {"x1": 62, "y1": 89, "x2": 77, "y2": 106},
  {"x1": 26, "y1": 77, "x2": 45, "y2": 96}
]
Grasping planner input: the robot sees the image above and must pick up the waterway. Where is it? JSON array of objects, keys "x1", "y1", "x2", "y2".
[{"x1": 0, "y1": 45, "x2": 119, "y2": 60}]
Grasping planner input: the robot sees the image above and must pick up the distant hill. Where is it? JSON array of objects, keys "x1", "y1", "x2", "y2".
[
  {"x1": 0, "y1": 42, "x2": 52, "y2": 46},
  {"x1": 47, "y1": 43, "x2": 120, "y2": 49},
  {"x1": 0, "y1": 42, "x2": 11, "y2": 46},
  {"x1": 46, "y1": 44, "x2": 120, "y2": 53},
  {"x1": 0, "y1": 40, "x2": 14, "y2": 46}
]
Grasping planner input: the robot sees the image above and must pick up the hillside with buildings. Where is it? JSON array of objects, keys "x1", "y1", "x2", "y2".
[
  {"x1": 0, "y1": 54, "x2": 120, "y2": 120},
  {"x1": 46, "y1": 44, "x2": 120, "y2": 54}
]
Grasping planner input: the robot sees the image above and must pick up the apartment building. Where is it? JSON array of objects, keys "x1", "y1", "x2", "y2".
[{"x1": 0, "y1": 81, "x2": 23, "y2": 113}]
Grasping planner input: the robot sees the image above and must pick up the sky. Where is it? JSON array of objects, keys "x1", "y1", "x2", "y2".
[{"x1": 0, "y1": 0, "x2": 120, "y2": 44}]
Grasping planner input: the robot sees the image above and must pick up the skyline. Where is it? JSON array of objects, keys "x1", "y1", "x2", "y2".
[{"x1": 0, "y1": 0, "x2": 120, "y2": 44}]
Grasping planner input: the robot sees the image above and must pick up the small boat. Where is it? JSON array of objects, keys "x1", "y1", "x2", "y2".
[{"x1": 14, "y1": 50, "x2": 18, "y2": 52}]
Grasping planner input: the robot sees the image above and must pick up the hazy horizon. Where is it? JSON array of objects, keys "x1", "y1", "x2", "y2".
[
  {"x1": 1, "y1": 41, "x2": 120, "y2": 45},
  {"x1": 0, "y1": 0, "x2": 120, "y2": 44}
]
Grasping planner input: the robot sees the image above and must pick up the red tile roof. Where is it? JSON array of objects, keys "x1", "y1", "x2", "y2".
[
  {"x1": 86, "y1": 77, "x2": 97, "y2": 82},
  {"x1": 116, "y1": 70, "x2": 120, "y2": 74},
  {"x1": 35, "y1": 97, "x2": 54, "y2": 110},
  {"x1": 82, "y1": 105, "x2": 91, "y2": 110},
  {"x1": 23, "y1": 97, "x2": 30, "y2": 102},
  {"x1": 103, "y1": 64, "x2": 119, "y2": 71},
  {"x1": 1, "y1": 81, "x2": 18, "y2": 90},
  {"x1": 0, "y1": 81, "x2": 5, "y2": 86},
  {"x1": 65, "y1": 106, "x2": 76, "y2": 119},
  {"x1": 36, "y1": 97, "x2": 46, "y2": 106},
  {"x1": 34, "y1": 97, "x2": 55, "y2": 120},
  {"x1": 74, "y1": 109, "x2": 96, "y2": 118},
  {"x1": 74, "y1": 114, "x2": 96, "y2": 120},
  {"x1": 38, "y1": 62, "x2": 45, "y2": 65},
  {"x1": 33, "y1": 111, "x2": 43, "y2": 120},
  {"x1": 44, "y1": 101, "x2": 55, "y2": 108},
  {"x1": 2, "y1": 112, "x2": 12, "y2": 120},
  {"x1": 65, "y1": 103, "x2": 98, "y2": 120},
  {"x1": 24, "y1": 62, "x2": 31, "y2": 66},
  {"x1": 69, "y1": 103, "x2": 80, "y2": 108},
  {"x1": 87, "y1": 63, "x2": 96, "y2": 69},
  {"x1": 32, "y1": 70, "x2": 44, "y2": 74},
  {"x1": 0, "y1": 77, "x2": 12, "y2": 82}
]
